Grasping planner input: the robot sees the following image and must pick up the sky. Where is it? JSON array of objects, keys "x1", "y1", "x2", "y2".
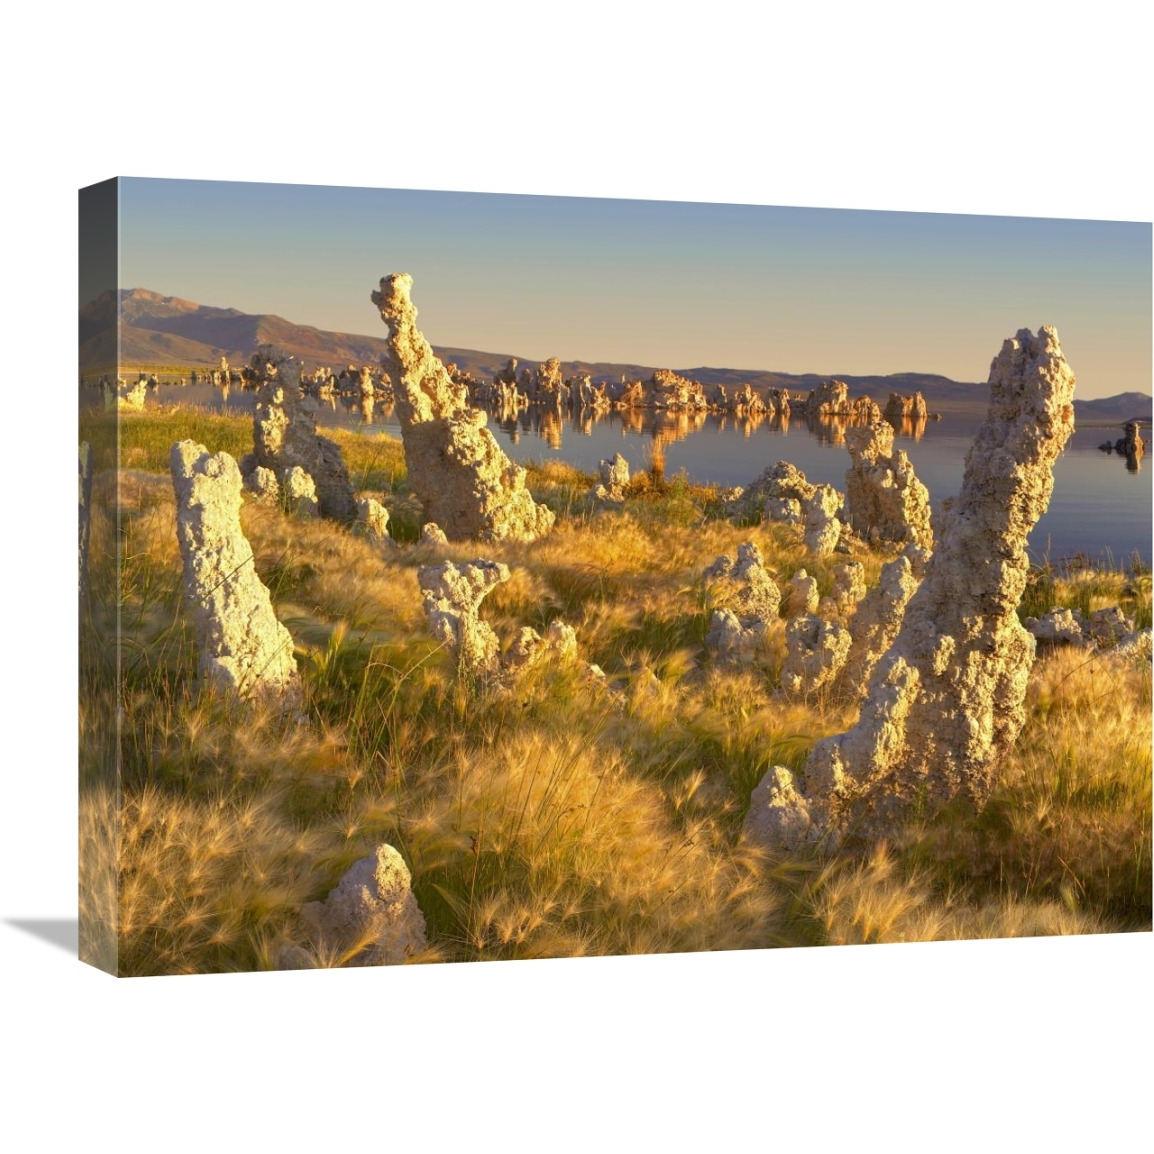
[{"x1": 117, "y1": 179, "x2": 1151, "y2": 399}]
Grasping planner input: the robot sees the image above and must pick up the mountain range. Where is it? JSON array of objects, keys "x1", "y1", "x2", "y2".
[{"x1": 80, "y1": 288, "x2": 1152, "y2": 424}]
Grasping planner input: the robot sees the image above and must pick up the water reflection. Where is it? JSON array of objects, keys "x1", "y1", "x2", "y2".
[
  {"x1": 79, "y1": 377, "x2": 1152, "y2": 565},
  {"x1": 894, "y1": 416, "x2": 927, "y2": 442},
  {"x1": 540, "y1": 409, "x2": 562, "y2": 450}
]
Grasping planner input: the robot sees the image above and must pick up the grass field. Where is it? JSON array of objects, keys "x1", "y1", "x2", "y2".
[{"x1": 80, "y1": 407, "x2": 1152, "y2": 975}]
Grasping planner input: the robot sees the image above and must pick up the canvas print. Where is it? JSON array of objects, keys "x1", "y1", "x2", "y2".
[{"x1": 79, "y1": 178, "x2": 1152, "y2": 977}]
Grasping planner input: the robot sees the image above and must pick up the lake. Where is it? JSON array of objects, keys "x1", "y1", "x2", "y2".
[{"x1": 106, "y1": 382, "x2": 1154, "y2": 568}]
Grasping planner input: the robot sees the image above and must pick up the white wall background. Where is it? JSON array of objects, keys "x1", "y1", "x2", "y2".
[{"x1": 2, "y1": 3, "x2": 1149, "y2": 1148}]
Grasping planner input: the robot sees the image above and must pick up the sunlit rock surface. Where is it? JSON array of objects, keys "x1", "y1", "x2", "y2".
[
  {"x1": 250, "y1": 355, "x2": 357, "y2": 523},
  {"x1": 243, "y1": 465, "x2": 280, "y2": 503},
  {"x1": 355, "y1": 496, "x2": 392, "y2": 545},
  {"x1": 883, "y1": 391, "x2": 928, "y2": 425},
  {"x1": 803, "y1": 484, "x2": 844, "y2": 555},
  {"x1": 1023, "y1": 607, "x2": 1087, "y2": 647},
  {"x1": 844, "y1": 419, "x2": 933, "y2": 551},
  {"x1": 704, "y1": 542, "x2": 782, "y2": 621},
  {"x1": 818, "y1": 562, "x2": 867, "y2": 622},
  {"x1": 781, "y1": 615, "x2": 852, "y2": 695},
  {"x1": 297, "y1": 844, "x2": 427, "y2": 967},
  {"x1": 281, "y1": 465, "x2": 318, "y2": 520},
  {"x1": 786, "y1": 570, "x2": 819, "y2": 617},
  {"x1": 838, "y1": 550, "x2": 924, "y2": 697},
  {"x1": 170, "y1": 440, "x2": 301, "y2": 706},
  {"x1": 505, "y1": 620, "x2": 579, "y2": 674},
  {"x1": 371, "y1": 274, "x2": 555, "y2": 544},
  {"x1": 592, "y1": 453, "x2": 631, "y2": 504},
  {"x1": 418, "y1": 559, "x2": 511, "y2": 681},
  {"x1": 745, "y1": 327, "x2": 1077, "y2": 850}
]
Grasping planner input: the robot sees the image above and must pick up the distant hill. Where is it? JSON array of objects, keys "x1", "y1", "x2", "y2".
[
  {"x1": 1070, "y1": 392, "x2": 1153, "y2": 425},
  {"x1": 82, "y1": 288, "x2": 405, "y2": 373},
  {"x1": 83, "y1": 288, "x2": 1150, "y2": 421}
]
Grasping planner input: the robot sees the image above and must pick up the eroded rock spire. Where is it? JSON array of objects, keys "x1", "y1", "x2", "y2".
[
  {"x1": 371, "y1": 274, "x2": 555, "y2": 543},
  {"x1": 844, "y1": 419, "x2": 933, "y2": 552},
  {"x1": 744, "y1": 327, "x2": 1077, "y2": 851},
  {"x1": 248, "y1": 354, "x2": 357, "y2": 523},
  {"x1": 171, "y1": 440, "x2": 302, "y2": 706}
]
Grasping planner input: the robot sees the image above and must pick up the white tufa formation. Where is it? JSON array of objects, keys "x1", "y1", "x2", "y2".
[
  {"x1": 786, "y1": 570, "x2": 820, "y2": 617},
  {"x1": 703, "y1": 542, "x2": 781, "y2": 663},
  {"x1": 818, "y1": 562, "x2": 867, "y2": 621},
  {"x1": 298, "y1": 844, "x2": 427, "y2": 966},
  {"x1": 418, "y1": 560, "x2": 511, "y2": 681},
  {"x1": 844, "y1": 419, "x2": 933, "y2": 551},
  {"x1": 803, "y1": 484, "x2": 844, "y2": 554},
  {"x1": 504, "y1": 620, "x2": 579, "y2": 674},
  {"x1": 704, "y1": 608, "x2": 769, "y2": 663},
  {"x1": 170, "y1": 440, "x2": 301, "y2": 705},
  {"x1": 739, "y1": 461, "x2": 815, "y2": 525},
  {"x1": 244, "y1": 465, "x2": 280, "y2": 503},
  {"x1": 355, "y1": 496, "x2": 393, "y2": 545},
  {"x1": 1112, "y1": 629, "x2": 1153, "y2": 662},
  {"x1": 704, "y1": 542, "x2": 782, "y2": 621},
  {"x1": 1088, "y1": 606, "x2": 1135, "y2": 645},
  {"x1": 1023, "y1": 607, "x2": 1087, "y2": 647},
  {"x1": 371, "y1": 274, "x2": 555, "y2": 543},
  {"x1": 836, "y1": 549, "x2": 926, "y2": 697},
  {"x1": 280, "y1": 465, "x2": 319, "y2": 519},
  {"x1": 780, "y1": 615, "x2": 852, "y2": 696},
  {"x1": 744, "y1": 327, "x2": 1077, "y2": 850},
  {"x1": 250, "y1": 356, "x2": 357, "y2": 523},
  {"x1": 591, "y1": 453, "x2": 631, "y2": 504}
]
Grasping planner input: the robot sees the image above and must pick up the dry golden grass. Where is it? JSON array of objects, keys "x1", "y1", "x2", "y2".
[
  {"x1": 806, "y1": 846, "x2": 1105, "y2": 944},
  {"x1": 81, "y1": 409, "x2": 1152, "y2": 974}
]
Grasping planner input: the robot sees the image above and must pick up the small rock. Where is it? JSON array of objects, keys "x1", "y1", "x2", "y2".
[{"x1": 299, "y1": 844, "x2": 427, "y2": 967}]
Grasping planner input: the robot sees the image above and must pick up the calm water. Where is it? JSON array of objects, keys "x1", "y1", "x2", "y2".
[{"x1": 113, "y1": 382, "x2": 1154, "y2": 568}]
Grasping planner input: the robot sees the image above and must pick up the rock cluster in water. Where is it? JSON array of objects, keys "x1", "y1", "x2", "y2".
[
  {"x1": 802, "y1": 380, "x2": 881, "y2": 423},
  {"x1": 744, "y1": 326, "x2": 1077, "y2": 851},
  {"x1": 109, "y1": 378, "x2": 148, "y2": 412},
  {"x1": 883, "y1": 391, "x2": 929, "y2": 425}
]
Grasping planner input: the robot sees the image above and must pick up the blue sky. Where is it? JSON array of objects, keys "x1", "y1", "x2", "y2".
[{"x1": 118, "y1": 178, "x2": 1151, "y2": 399}]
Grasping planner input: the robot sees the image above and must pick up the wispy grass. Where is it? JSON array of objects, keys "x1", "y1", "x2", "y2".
[
  {"x1": 1020, "y1": 553, "x2": 1152, "y2": 631},
  {"x1": 84, "y1": 408, "x2": 1152, "y2": 973}
]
